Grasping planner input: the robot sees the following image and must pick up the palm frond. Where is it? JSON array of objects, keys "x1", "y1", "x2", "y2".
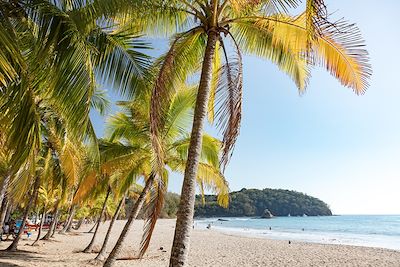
[
  {"x1": 230, "y1": 19, "x2": 310, "y2": 91},
  {"x1": 171, "y1": 134, "x2": 221, "y2": 169},
  {"x1": 59, "y1": 139, "x2": 82, "y2": 187},
  {"x1": 150, "y1": 27, "x2": 206, "y2": 175},
  {"x1": 91, "y1": 89, "x2": 110, "y2": 116},
  {"x1": 248, "y1": 13, "x2": 371, "y2": 93},
  {"x1": 196, "y1": 163, "x2": 229, "y2": 208},
  {"x1": 163, "y1": 85, "x2": 197, "y2": 141},
  {"x1": 1, "y1": 85, "x2": 41, "y2": 171},
  {"x1": 90, "y1": 24, "x2": 151, "y2": 98},
  {"x1": 139, "y1": 173, "x2": 167, "y2": 258},
  {"x1": 213, "y1": 37, "x2": 243, "y2": 169}
]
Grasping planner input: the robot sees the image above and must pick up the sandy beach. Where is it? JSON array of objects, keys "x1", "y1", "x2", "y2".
[{"x1": 0, "y1": 219, "x2": 399, "y2": 267}]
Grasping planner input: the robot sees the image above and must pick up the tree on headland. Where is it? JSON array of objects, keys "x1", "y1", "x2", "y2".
[
  {"x1": 195, "y1": 188, "x2": 332, "y2": 217},
  {"x1": 143, "y1": 1, "x2": 371, "y2": 266}
]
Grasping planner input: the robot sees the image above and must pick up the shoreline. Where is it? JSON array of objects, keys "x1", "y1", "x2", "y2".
[
  {"x1": 0, "y1": 219, "x2": 399, "y2": 266},
  {"x1": 195, "y1": 215, "x2": 400, "y2": 251}
]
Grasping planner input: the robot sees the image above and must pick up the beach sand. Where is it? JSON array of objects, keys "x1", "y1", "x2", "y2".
[{"x1": 0, "y1": 219, "x2": 399, "y2": 266}]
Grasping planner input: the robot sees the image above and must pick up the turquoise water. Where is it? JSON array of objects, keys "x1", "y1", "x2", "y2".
[{"x1": 195, "y1": 215, "x2": 400, "y2": 250}]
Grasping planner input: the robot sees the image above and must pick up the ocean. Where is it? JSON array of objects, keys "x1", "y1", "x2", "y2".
[{"x1": 195, "y1": 215, "x2": 400, "y2": 250}]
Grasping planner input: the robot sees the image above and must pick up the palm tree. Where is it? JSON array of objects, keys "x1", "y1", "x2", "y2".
[
  {"x1": 102, "y1": 80, "x2": 229, "y2": 266},
  {"x1": 134, "y1": 1, "x2": 371, "y2": 266},
  {"x1": 0, "y1": 0, "x2": 150, "y2": 250},
  {"x1": 95, "y1": 180, "x2": 142, "y2": 261},
  {"x1": 82, "y1": 185, "x2": 111, "y2": 253},
  {"x1": 2, "y1": 81, "x2": 110, "y2": 250},
  {"x1": 0, "y1": 131, "x2": 12, "y2": 235},
  {"x1": 0, "y1": 0, "x2": 150, "y2": 182},
  {"x1": 31, "y1": 185, "x2": 54, "y2": 245}
]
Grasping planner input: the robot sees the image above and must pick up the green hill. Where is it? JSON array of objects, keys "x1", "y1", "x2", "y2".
[{"x1": 194, "y1": 188, "x2": 332, "y2": 217}]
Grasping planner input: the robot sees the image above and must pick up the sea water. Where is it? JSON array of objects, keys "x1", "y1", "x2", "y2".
[{"x1": 195, "y1": 215, "x2": 400, "y2": 250}]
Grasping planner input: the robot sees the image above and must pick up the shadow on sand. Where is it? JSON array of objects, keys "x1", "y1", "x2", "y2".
[
  {"x1": 0, "y1": 262, "x2": 22, "y2": 267},
  {"x1": 0, "y1": 249, "x2": 43, "y2": 265}
]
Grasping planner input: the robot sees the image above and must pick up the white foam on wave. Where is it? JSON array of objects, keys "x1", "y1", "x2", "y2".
[{"x1": 195, "y1": 222, "x2": 400, "y2": 251}]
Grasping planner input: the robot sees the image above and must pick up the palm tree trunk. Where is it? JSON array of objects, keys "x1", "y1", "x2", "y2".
[
  {"x1": 32, "y1": 206, "x2": 46, "y2": 246},
  {"x1": 59, "y1": 205, "x2": 75, "y2": 234},
  {"x1": 0, "y1": 198, "x2": 9, "y2": 236},
  {"x1": 60, "y1": 185, "x2": 80, "y2": 234},
  {"x1": 65, "y1": 208, "x2": 76, "y2": 232},
  {"x1": 4, "y1": 202, "x2": 12, "y2": 225},
  {"x1": 83, "y1": 186, "x2": 111, "y2": 253},
  {"x1": 95, "y1": 194, "x2": 125, "y2": 261},
  {"x1": 42, "y1": 201, "x2": 59, "y2": 240},
  {"x1": 88, "y1": 219, "x2": 98, "y2": 233},
  {"x1": 6, "y1": 176, "x2": 40, "y2": 251},
  {"x1": 103, "y1": 174, "x2": 154, "y2": 267},
  {"x1": 74, "y1": 218, "x2": 85, "y2": 230},
  {"x1": 50, "y1": 211, "x2": 59, "y2": 238},
  {"x1": 0, "y1": 174, "x2": 10, "y2": 232},
  {"x1": 169, "y1": 30, "x2": 218, "y2": 267}
]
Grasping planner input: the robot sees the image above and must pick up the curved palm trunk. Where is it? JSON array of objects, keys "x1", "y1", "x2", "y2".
[
  {"x1": 32, "y1": 207, "x2": 46, "y2": 246},
  {"x1": 74, "y1": 218, "x2": 85, "y2": 230},
  {"x1": 0, "y1": 174, "x2": 10, "y2": 233},
  {"x1": 42, "y1": 201, "x2": 59, "y2": 240},
  {"x1": 103, "y1": 174, "x2": 154, "y2": 267},
  {"x1": 4, "y1": 202, "x2": 12, "y2": 226},
  {"x1": 6, "y1": 176, "x2": 40, "y2": 251},
  {"x1": 59, "y1": 205, "x2": 75, "y2": 234},
  {"x1": 87, "y1": 219, "x2": 98, "y2": 233},
  {"x1": 65, "y1": 208, "x2": 76, "y2": 232},
  {"x1": 83, "y1": 186, "x2": 111, "y2": 253},
  {"x1": 95, "y1": 194, "x2": 124, "y2": 261},
  {"x1": 59, "y1": 185, "x2": 80, "y2": 234},
  {"x1": 169, "y1": 31, "x2": 218, "y2": 267},
  {"x1": 50, "y1": 212, "x2": 59, "y2": 238},
  {"x1": 0, "y1": 198, "x2": 9, "y2": 237}
]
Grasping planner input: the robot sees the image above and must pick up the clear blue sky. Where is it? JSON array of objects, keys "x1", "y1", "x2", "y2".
[{"x1": 91, "y1": 0, "x2": 400, "y2": 215}]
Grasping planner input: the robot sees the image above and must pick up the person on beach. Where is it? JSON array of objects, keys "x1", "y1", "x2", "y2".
[
  {"x1": 26, "y1": 228, "x2": 32, "y2": 239},
  {"x1": 1, "y1": 223, "x2": 10, "y2": 240}
]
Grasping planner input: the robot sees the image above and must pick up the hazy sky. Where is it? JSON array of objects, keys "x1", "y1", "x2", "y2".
[{"x1": 91, "y1": 0, "x2": 400, "y2": 215}]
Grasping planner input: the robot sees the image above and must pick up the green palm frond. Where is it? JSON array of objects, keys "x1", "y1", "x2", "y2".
[
  {"x1": 91, "y1": 89, "x2": 110, "y2": 116},
  {"x1": 90, "y1": 24, "x2": 151, "y2": 98},
  {"x1": 170, "y1": 134, "x2": 221, "y2": 169}
]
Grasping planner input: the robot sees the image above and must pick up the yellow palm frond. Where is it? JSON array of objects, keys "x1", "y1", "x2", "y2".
[
  {"x1": 73, "y1": 170, "x2": 97, "y2": 204},
  {"x1": 196, "y1": 163, "x2": 229, "y2": 208},
  {"x1": 59, "y1": 139, "x2": 81, "y2": 187},
  {"x1": 231, "y1": 19, "x2": 310, "y2": 91},
  {"x1": 244, "y1": 13, "x2": 371, "y2": 93}
]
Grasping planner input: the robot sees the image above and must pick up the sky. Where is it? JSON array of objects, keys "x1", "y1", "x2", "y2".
[{"x1": 91, "y1": 0, "x2": 400, "y2": 215}]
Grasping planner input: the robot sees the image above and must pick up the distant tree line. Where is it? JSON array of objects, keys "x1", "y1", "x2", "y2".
[
  {"x1": 194, "y1": 188, "x2": 332, "y2": 217},
  {"x1": 129, "y1": 188, "x2": 332, "y2": 219}
]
